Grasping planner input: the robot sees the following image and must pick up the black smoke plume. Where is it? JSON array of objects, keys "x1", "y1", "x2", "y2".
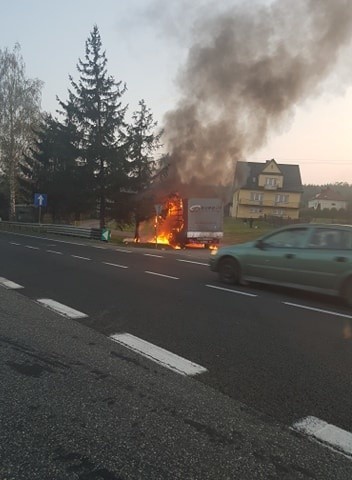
[{"x1": 160, "y1": 0, "x2": 352, "y2": 197}]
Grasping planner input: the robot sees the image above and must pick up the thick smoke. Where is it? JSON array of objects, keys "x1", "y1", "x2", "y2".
[{"x1": 161, "y1": 0, "x2": 352, "y2": 196}]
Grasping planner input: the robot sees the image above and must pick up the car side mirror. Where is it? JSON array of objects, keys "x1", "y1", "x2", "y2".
[{"x1": 256, "y1": 239, "x2": 266, "y2": 250}]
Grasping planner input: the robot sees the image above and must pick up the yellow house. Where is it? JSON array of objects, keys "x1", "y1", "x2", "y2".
[{"x1": 231, "y1": 159, "x2": 302, "y2": 220}]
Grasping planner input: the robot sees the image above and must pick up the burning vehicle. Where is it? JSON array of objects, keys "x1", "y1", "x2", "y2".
[{"x1": 154, "y1": 194, "x2": 223, "y2": 249}]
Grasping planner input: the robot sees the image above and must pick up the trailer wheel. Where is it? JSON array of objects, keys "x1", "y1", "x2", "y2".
[{"x1": 218, "y1": 257, "x2": 240, "y2": 285}]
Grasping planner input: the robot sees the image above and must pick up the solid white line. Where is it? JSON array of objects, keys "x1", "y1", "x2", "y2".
[
  {"x1": 37, "y1": 299, "x2": 88, "y2": 319},
  {"x1": 284, "y1": 302, "x2": 352, "y2": 320},
  {"x1": 206, "y1": 284, "x2": 258, "y2": 297},
  {"x1": 9, "y1": 242, "x2": 20, "y2": 246},
  {"x1": 0, "y1": 231, "x2": 86, "y2": 246},
  {"x1": 177, "y1": 259, "x2": 208, "y2": 266},
  {"x1": 71, "y1": 255, "x2": 91, "y2": 261},
  {"x1": 293, "y1": 416, "x2": 352, "y2": 457},
  {"x1": 115, "y1": 248, "x2": 132, "y2": 253},
  {"x1": 25, "y1": 245, "x2": 39, "y2": 250},
  {"x1": 46, "y1": 250, "x2": 63, "y2": 255},
  {"x1": 144, "y1": 253, "x2": 164, "y2": 258},
  {"x1": 145, "y1": 271, "x2": 179, "y2": 280},
  {"x1": 110, "y1": 333, "x2": 207, "y2": 376},
  {"x1": 103, "y1": 262, "x2": 128, "y2": 269},
  {"x1": 0, "y1": 277, "x2": 23, "y2": 289}
]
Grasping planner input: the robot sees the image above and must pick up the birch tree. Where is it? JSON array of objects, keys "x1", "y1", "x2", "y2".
[{"x1": 0, "y1": 44, "x2": 43, "y2": 219}]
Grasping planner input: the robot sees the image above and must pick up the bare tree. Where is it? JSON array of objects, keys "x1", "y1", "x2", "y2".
[{"x1": 0, "y1": 44, "x2": 43, "y2": 219}]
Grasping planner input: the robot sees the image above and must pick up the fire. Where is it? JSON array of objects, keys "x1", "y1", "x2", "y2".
[{"x1": 148, "y1": 194, "x2": 184, "y2": 248}]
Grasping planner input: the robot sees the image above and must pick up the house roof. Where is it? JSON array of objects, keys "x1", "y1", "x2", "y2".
[
  {"x1": 312, "y1": 187, "x2": 346, "y2": 202},
  {"x1": 235, "y1": 160, "x2": 303, "y2": 193}
]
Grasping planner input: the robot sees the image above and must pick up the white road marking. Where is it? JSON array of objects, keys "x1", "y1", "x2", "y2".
[
  {"x1": 37, "y1": 299, "x2": 88, "y2": 319},
  {"x1": 0, "y1": 277, "x2": 23, "y2": 289},
  {"x1": 292, "y1": 416, "x2": 352, "y2": 458},
  {"x1": 145, "y1": 271, "x2": 179, "y2": 280},
  {"x1": 206, "y1": 284, "x2": 258, "y2": 297},
  {"x1": 94, "y1": 246, "x2": 106, "y2": 249},
  {"x1": 46, "y1": 250, "x2": 63, "y2": 255},
  {"x1": 25, "y1": 245, "x2": 39, "y2": 250},
  {"x1": 71, "y1": 255, "x2": 91, "y2": 261},
  {"x1": 9, "y1": 242, "x2": 20, "y2": 246},
  {"x1": 284, "y1": 302, "x2": 352, "y2": 320},
  {"x1": 110, "y1": 333, "x2": 207, "y2": 376},
  {"x1": 144, "y1": 253, "x2": 164, "y2": 258},
  {"x1": 103, "y1": 262, "x2": 128, "y2": 269},
  {"x1": 177, "y1": 259, "x2": 208, "y2": 266},
  {"x1": 0, "y1": 231, "x2": 86, "y2": 246},
  {"x1": 115, "y1": 248, "x2": 132, "y2": 253}
]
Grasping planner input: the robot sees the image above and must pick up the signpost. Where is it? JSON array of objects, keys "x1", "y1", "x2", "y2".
[
  {"x1": 154, "y1": 204, "x2": 162, "y2": 248},
  {"x1": 34, "y1": 193, "x2": 47, "y2": 224}
]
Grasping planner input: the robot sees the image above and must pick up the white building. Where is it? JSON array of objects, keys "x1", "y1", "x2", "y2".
[{"x1": 308, "y1": 187, "x2": 347, "y2": 211}]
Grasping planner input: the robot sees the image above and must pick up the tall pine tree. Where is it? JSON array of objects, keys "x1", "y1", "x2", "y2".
[
  {"x1": 58, "y1": 25, "x2": 127, "y2": 228},
  {"x1": 24, "y1": 113, "x2": 92, "y2": 222},
  {"x1": 126, "y1": 99, "x2": 163, "y2": 240}
]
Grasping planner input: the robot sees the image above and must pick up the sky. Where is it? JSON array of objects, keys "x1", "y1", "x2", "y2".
[{"x1": 2, "y1": 0, "x2": 352, "y2": 186}]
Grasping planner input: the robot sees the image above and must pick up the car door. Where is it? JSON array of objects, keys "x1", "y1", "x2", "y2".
[
  {"x1": 243, "y1": 227, "x2": 310, "y2": 285},
  {"x1": 292, "y1": 227, "x2": 352, "y2": 293}
]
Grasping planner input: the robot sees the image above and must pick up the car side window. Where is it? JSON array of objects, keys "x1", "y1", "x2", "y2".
[
  {"x1": 265, "y1": 228, "x2": 308, "y2": 248},
  {"x1": 308, "y1": 228, "x2": 350, "y2": 249}
]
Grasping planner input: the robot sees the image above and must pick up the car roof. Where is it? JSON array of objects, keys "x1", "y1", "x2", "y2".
[{"x1": 278, "y1": 223, "x2": 352, "y2": 229}]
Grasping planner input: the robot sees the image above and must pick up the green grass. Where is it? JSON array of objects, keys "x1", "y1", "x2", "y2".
[
  {"x1": 109, "y1": 217, "x2": 276, "y2": 246},
  {"x1": 222, "y1": 218, "x2": 273, "y2": 245}
]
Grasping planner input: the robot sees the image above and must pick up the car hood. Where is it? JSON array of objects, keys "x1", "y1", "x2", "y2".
[{"x1": 215, "y1": 240, "x2": 256, "y2": 256}]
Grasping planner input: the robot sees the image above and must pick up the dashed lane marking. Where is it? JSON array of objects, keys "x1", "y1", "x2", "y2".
[
  {"x1": 144, "y1": 253, "x2": 164, "y2": 258},
  {"x1": 103, "y1": 262, "x2": 128, "y2": 269},
  {"x1": 9, "y1": 242, "x2": 21, "y2": 246},
  {"x1": 46, "y1": 250, "x2": 63, "y2": 255},
  {"x1": 71, "y1": 255, "x2": 91, "y2": 261},
  {"x1": 25, "y1": 245, "x2": 39, "y2": 250},
  {"x1": 293, "y1": 416, "x2": 352, "y2": 458},
  {"x1": 145, "y1": 271, "x2": 179, "y2": 280},
  {"x1": 115, "y1": 248, "x2": 132, "y2": 253},
  {"x1": 284, "y1": 302, "x2": 352, "y2": 320},
  {"x1": 177, "y1": 259, "x2": 208, "y2": 266},
  {"x1": 206, "y1": 284, "x2": 258, "y2": 297},
  {"x1": 37, "y1": 299, "x2": 88, "y2": 319},
  {"x1": 110, "y1": 333, "x2": 207, "y2": 376},
  {"x1": 0, "y1": 277, "x2": 23, "y2": 289}
]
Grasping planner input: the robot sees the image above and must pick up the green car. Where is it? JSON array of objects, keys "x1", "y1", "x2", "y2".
[{"x1": 210, "y1": 223, "x2": 352, "y2": 306}]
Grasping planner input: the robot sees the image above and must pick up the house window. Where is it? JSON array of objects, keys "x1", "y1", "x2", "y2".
[
  {"x1": 275, "y1": 194, "x2": 289, "y2": 204},
  {"x1": 266, "y1": 177, "x2": 277, "y2": 186},
  {"x1": 273, "y1": 208, "x2": 285, "y2": 216},
  {"x1": 250, "y1": 192, "x2": 263, "y2": 202}
]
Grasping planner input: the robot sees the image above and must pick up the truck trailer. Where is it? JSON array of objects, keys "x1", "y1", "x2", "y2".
[{"x1": 158, "y1": 194, "x2": 223, "y2": 248}]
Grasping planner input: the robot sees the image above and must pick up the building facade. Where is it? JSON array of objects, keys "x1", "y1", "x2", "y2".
[
  {"x1": 230, "y1": 159, "x2": 302, "y2": 220},
  {"x1": 308, "y1": 187, "x2": 347, "y2": 211}
]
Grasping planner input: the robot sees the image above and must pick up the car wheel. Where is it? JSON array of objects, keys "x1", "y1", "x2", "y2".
[
  {"x1": 218, "y1": 257, "x2": 240, "y2": 284},
  {"x1": 341, "y1": 277, "x2": 352, "y2": 307}
]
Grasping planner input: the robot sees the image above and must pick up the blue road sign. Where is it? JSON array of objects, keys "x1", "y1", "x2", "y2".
[{"x1": 34, "y1": 193, "x2": 47, "y2": 207}]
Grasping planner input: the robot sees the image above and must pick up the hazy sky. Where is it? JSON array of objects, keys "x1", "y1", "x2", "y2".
[{"x1": 2, "y1": 0, "x2": 352, "y2": 186}]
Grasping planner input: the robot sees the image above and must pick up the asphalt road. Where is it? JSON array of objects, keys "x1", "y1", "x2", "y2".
[{"x1": 1, "y1": 230, "x2": 352, "y2": 441}]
